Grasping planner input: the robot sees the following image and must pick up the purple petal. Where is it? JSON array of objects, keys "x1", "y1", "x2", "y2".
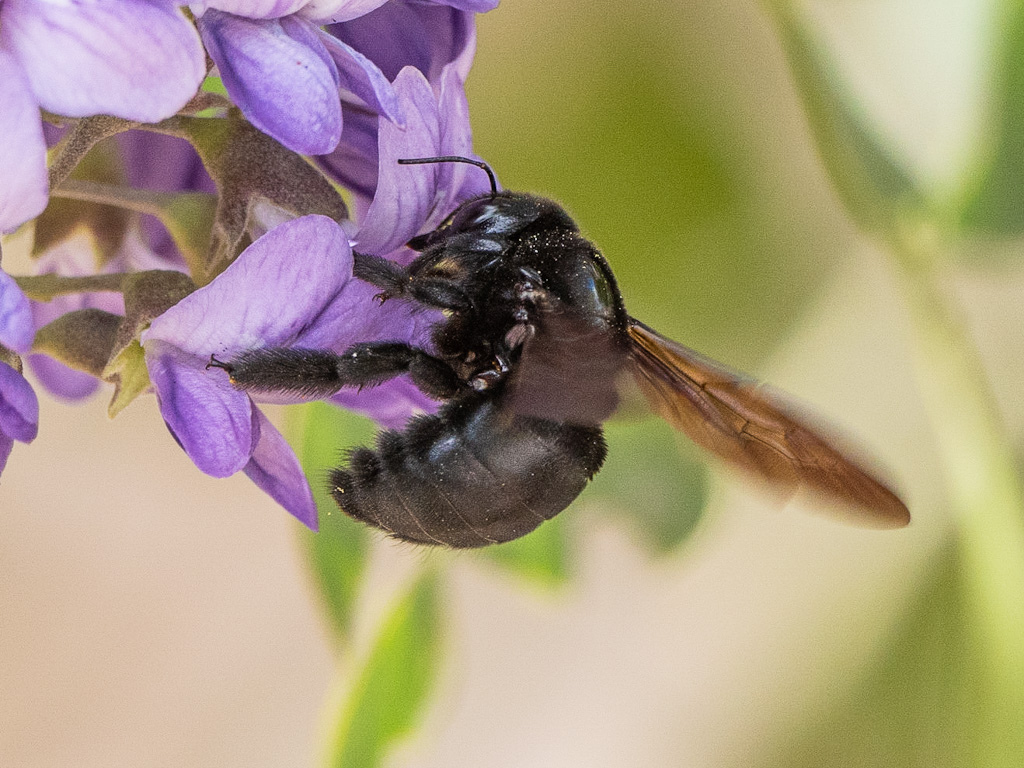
[
  {"x1": 145, "y1": 216, "x2": 356, "y2": 355},
  {"x1": 278, "y1": 14, "x2": 340, "y2": 88},
  {"x1": 3, "y1": 0, "x2": 205, "y2": 121},
  {"x1": 146, "y1": 342, "x2": 254, "y2": 477},
  {"x1": 432, "y1": 64, "x2": 495, "y2": 223},
  {"x1": 0, "y1": 48, "x2": 47, "y2": 233},
  {"x1": 243, "y1": 409, "x2": 318, "y2": 529},
  {"x1": 198, "y1": 11, "x2": 342, "y2": 154},
  {"x1": 355, "y1": 67, "x2": 441, "y2": 254},
  {"x1": 327, "y1": 3, "x2": 477, "y2": 84},
  {"x1": 316, "y1": 105, "x2": 380, "y2": 200},
  {"x1": 323, "y1": 288, "x2": 442, "y2": 425},
  {"x1": 28, "y1": 355, "x2": 100, "y2": 401},
  {"x1": 330, "y1": 374, "x2": 438, "y2": 430},
  {"x1": 424, "y1": 0, "x2": 498, "y2": 12},
  {"x1": 0, "y1": 432, "x2": 13, "y2": 476},
  {"x1": 120, "y1": 131, "x2": 216, "y2": 195},
  {"x1": 317, "y1": 33, "x2": 402, "y2": 124},
  {"x1": 0, "y1": 268, "x2": 34, "y2": 354},
  {"x1": 192, "y1": 0, "x2": 308, "y2": 17},
  {"x1": 0, "y1": 362, "x2": 39, "y2": 444}
]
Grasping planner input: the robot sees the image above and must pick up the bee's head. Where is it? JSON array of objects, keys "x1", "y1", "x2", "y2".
[{"x1": 397, "y1": 156, "x2": 578, "y2": 252}]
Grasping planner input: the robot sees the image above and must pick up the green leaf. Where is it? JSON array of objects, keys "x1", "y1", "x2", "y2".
[
  {"x1": 955, "y1": 0, "x2": 1024, "y2": 236},
  {"x1": 289, "y1": 402, "x2": 374, "y2": 644},
  {"x1": 766, "y1": 2, "x2": 926, "y2": 237},
  {"x1": 325, "y1": 569, "x2": 443, "y2": 768},
  {"x1": 482, "y1": 513, "x2": 569, "y2": 586},
  {"x1": 587, "y1": 419, "x2": 708, "y2": 553}
]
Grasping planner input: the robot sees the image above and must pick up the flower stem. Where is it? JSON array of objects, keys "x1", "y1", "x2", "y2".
[
  {"x1": 890, "y1": 221, "x2": 1024, "y2": 762},
  {"x1": 51, "y1": 179, "x2": 174, "y2": 217},
  {"x1": 16, "y1": 273, "x2": 127, "y2": 300}
]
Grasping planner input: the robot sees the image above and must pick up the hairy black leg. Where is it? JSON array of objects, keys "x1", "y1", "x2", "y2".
[
  {"x1": 407, "y1": 277, "x2": 473, "y2": 312},
  {"x1": 207, "y1": 348, "x2": 353, "y2": 398},
  {"x1": 353, "y1": 251, "x2": 472, "y2": 312},
  {"x1": 207, "y1": 342, "x2": 462, "y2": 400},
  {"x1": 352, "y1": 252, "x2": 408, "y2": 298},
  {"x1": 335, "y1": 342, "x2": 462, "y2": 398}
]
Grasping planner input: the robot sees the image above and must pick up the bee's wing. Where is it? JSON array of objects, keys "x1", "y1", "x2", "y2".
[
  {"x1": 627, "y1": 317, "x2": 910, "y2": 528},
  {"x1": 501, "y1": 308, "x2": 627, "y2": 425}
]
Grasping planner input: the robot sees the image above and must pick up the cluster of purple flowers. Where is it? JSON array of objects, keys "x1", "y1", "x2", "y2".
[{"x1": 0, "y1": 0, "x2": 498, "y2": 527}]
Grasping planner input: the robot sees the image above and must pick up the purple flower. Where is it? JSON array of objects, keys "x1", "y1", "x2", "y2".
[
  {"x1": 194, "y1": 0, "x2": 496, "y2": 157},
  {"x1": 0, "y1": 271, "x2": 39, "y2": 475},
  {"x1": 192, "y1": 0, "x2": 496, "y2": 24},
  {"x1": 0, "y1": 361, "x2": 40, "y2": 475},
  {"x1": 353, "y1": 64, "x2": 494, "y2": 254},
  {"x1": 0, "y1": 0, "x2": 206, "y2": 232},
  {"x1": 327, "y1": 0, "x2": 485, "y2": 86},
  {"x1": 142, "y1": 215, "x2": 438, "y2": 528},
  {"x1": 196, "y1": 8, "x2": 402, "y2": 155},
  {"x1": 318, "y1": 0, "x2": 493, "y2": 208},
  {"x1": 0, "y1": 267, "x2": 34, "y2": 356}
]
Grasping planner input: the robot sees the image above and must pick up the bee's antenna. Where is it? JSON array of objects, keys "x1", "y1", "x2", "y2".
[{"x1": 397, "y1": 156, "x2": 498, "y2": 198}]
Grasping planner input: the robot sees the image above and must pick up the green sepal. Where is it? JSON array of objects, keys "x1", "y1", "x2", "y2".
[
  {"x1": 153, "y1": 114, "x2": 349, "y2": 282},
  {"x1": 290, "y1": 402, "x2": 373, "y2": 645},
  {"x1": 0, "y1": 347, "x2": 25, "y2": 373},
  {"x1": 103, "y1": 340, "x2": 151, "y2": 418},
  {"x1": 97, "y1": 269, "x2": 195, "y2": 416},
  {"x1": 32, "y1": 308, "x2": 122, "y2": 378},
  {"x1": 47, "y1": 115, "x2": 138, "y2": 193},
  {"x1": 324, "y1": 569, "x2": 443, "y2": 768},
  {"x1": 766, "y1": 2, "x2": 927, "y2": 238},
  {"x1": 111, "y1": 270, "x2": 196, "y2": 356}
]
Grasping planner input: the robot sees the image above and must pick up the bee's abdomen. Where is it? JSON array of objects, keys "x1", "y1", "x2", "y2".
[{"x1": 329, "y1": 399, "x2": 606, "y2": 548}]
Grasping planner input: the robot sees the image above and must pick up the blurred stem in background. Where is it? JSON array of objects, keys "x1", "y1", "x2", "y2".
[
  {"x1": 893, "y1": 219, "x2": 1024, "y2": 762},
  {"x1": 768, "y1": 0, "x2": 1024, "y2": 763}
]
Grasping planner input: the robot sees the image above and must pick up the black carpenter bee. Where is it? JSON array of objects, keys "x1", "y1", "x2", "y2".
[{"x1": 209, "y1": 156, "x2": 909, "y2": 547}]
